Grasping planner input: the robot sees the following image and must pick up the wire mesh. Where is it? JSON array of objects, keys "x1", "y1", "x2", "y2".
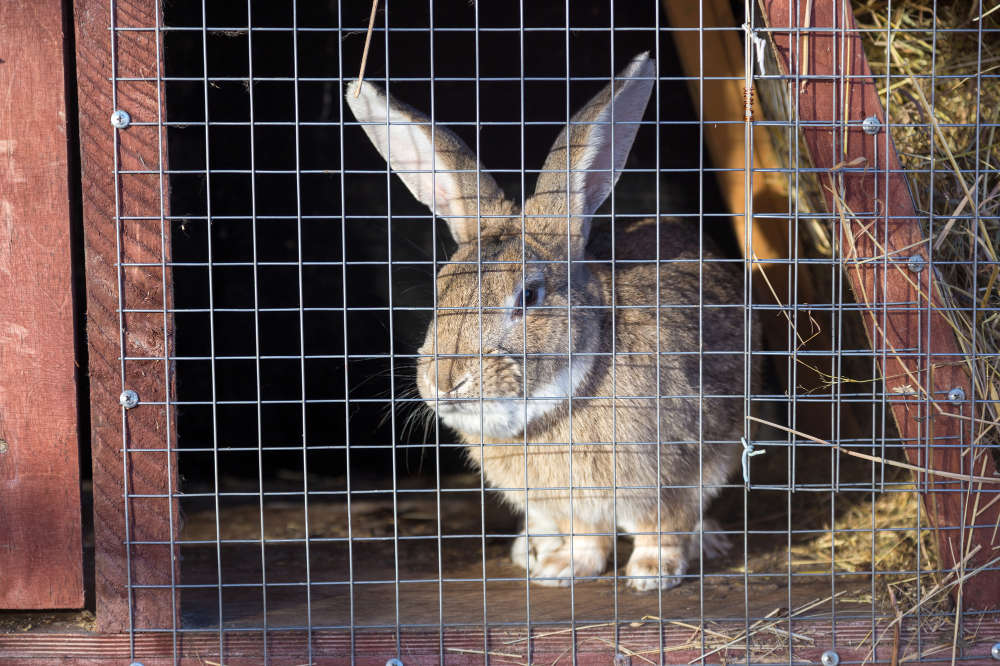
[{"x1": 108, "y1": 0, "x2": 1000, "y2": 662}]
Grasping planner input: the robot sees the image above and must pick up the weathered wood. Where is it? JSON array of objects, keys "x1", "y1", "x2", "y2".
[
  {"x1": 759, "y1": 0, "x2": 1000, "y2": 608},
  {"x1": 1, "y1": 617, "x2": 998, "y2": 664},
  {"x1": 74, "y1": 0, "x2": 179, "y2": 631},
  {"x1": 0, "y1": 0, "x2": 84, "y2": 609},
  {"x1": 661, "y1": 0, "x2": 789, "y2": 261}
]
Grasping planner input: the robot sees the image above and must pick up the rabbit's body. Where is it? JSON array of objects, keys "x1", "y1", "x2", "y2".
[
  {"x1": 464, "y1": 218, "x2": 743, "y2": 516},
  {"x1": 445, "y1": 219, "x2": 752, "y2": 588},
  {"x1": 346, "y1": 52, "x2": 759, "y2": 590}
]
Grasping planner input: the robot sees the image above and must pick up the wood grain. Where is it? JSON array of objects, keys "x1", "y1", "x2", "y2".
[
  {"x1": 0, "y1": 0, "x2": 85, "y2": 609},
  {"x1": 759, "y1": 0, "x2": 1000, "y2": 608},
  {"x1": 0, "y1": 616, "x2": 998, "y2": 665},
  {"x1": 73, "y1": 0, "x2": 179, "y2": 631}
]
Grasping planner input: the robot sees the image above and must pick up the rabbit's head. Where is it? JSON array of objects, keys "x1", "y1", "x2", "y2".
[{"x1": 346, "y1": 53, "x2": 655, "y2": 439}]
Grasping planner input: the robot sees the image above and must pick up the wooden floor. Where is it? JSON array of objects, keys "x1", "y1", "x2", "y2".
[
  {"x1": 178, "y1": 491, "x2": 875, "y2": 632},
  {"x1": 6, "y1": 488, "x2": 1000, "y2": 663}
]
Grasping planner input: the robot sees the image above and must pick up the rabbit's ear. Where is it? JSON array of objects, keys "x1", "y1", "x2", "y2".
[
  {"x1": 346, "y1": 80, "x2": 504, "y2": 244},
  {"x1": 533, "y1": 52, "x2": 655, "y2": 247}
]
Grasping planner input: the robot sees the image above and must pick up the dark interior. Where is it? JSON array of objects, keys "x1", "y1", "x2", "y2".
[{"x1": 163, "y1": 0, "x2": 738, "y2": 490}]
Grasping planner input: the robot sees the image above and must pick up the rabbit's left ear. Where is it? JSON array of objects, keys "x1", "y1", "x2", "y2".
[
  {"x1": 346, "y1": 80, "x2": 505, "y2": 245},
  {"x1": 533, "y1": 52, "x2": 655, "y2": 246}
]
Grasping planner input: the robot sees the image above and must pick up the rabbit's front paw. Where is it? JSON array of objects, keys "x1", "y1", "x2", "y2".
[
  {"x1": 530, "y1": 542, "x2": 609, "y2": 587},
  {"x1": 510, "y1": 531, "x2": 564, "y2": 572},
  {"x1": 625, "y1": 545, "x2": 687, "y2": 591}
]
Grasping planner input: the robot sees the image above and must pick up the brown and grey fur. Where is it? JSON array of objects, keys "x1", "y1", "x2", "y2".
[{"x1": 346, "y1": 53, "x2": 760, "y2": 590}]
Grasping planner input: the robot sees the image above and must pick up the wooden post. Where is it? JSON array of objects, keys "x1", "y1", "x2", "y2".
[
  {"x1": 759, "y1": 0, "x2": 1000, "y2": 608},
  {"x1": 74, "y1": 0, "x2": 180, "y2": 631},
  {"x1": 0, "y1": 0, "x2": 85, "y2": 610},
  {"x1": 661, "y1": 0, "x2": 790, "y2": 263}
]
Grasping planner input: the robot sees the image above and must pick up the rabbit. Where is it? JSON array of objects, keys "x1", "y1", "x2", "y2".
[{"x1": 345, "y1": 51, "x2": 760, "y2": 591}]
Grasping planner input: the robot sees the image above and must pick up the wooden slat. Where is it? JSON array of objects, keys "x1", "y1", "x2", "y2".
[
  {"x1": 74, "y1": 0, "x2": 179, "y2": 631},
  {"x1": 0, "y1": 0, "x2": 84, "y2": 609},
  {"x1": 661, "y1": 0, "x2": 789, "y2": 260},
  {"x1": 759, "y1": 0, "x2": 1000, "y2": 609},
  {"x1": 1, "y1": 617, "x2": 999, "y2": 664}
]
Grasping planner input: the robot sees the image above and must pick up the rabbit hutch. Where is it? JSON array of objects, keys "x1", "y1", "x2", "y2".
[{"x1": 1, "y1": 0, "x2": 999, "y2": 663}]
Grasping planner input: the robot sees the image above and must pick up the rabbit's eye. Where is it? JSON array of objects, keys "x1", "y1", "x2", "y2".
[{"x1": 514, "y1": 284, "x2": 544, "y2": 312}]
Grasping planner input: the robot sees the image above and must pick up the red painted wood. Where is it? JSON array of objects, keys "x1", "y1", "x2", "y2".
[
  {"x1": 73, "y1": 0, "x2": 180, "y2": 631},
  {"x1": 759, "y1": 0, "x2": 1000, "y2": 608},
  {"x1": 0, "y1": 0, "x2": 84, "y2": 609},
  {"x1": 0, "y1": 618, "x2": 998, "y2": 664}
]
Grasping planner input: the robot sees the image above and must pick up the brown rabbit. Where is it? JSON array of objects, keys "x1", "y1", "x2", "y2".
[{"x1": 346, "y1": 52, "x2": 759, "y2": 590}]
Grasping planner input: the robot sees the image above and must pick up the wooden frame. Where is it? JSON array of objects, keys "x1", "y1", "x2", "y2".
[
  {"x1": 0, "y1": 0, "x2": 85, "y2": 610},
  {"x1": 1, "y1": 618, "x2": 999, "y2": 664},
  {"x1": 758, "y1": 0, "x2": 1000, "y2": 608},
  {"x1": 74, "y1": 0, "x2": 180, "y2": 632}
]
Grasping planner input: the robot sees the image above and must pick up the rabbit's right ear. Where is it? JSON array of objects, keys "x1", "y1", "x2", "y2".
[
  {"x1": 532, "y1": 52, "x2": 655, "y2": 252},
  {"x1": 346, "y1": 80, "x2": 504, "y2": 245}
]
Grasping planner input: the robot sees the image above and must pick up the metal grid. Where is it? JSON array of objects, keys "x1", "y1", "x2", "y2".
[{"x1": 108, "y1": 0, "x2": 1000, "y2": 662}]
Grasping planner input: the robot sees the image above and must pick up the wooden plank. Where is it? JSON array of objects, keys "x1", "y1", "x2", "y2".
[
  {"x1": 661, "y1": 0, "x2": 789, "y2": 261},
  {"x1": 0, "y1": 0, "x2": 84, "y2": 609},
  {"x1": 758, "y1": 0, "x2": 1000, "y2": 609},
  {"x1": 73, "y1": 0, "x2": 180, "y2": 631},
  {"x1": 1, "y1": 617, "x2": 999, "y2": 664}
]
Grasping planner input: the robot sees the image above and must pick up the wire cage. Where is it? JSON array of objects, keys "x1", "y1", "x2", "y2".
[{"x1": 74, "y1": 0, "x2": 1000, "y2": 663}]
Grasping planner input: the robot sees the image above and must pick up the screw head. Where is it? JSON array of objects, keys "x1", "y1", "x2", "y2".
[
  {"x1": 119, "y1": 389, "x2": 139, "y2": 409},
  {"x1": 614, "y1": 654, "x2": 632, "y2": 666},
  {"x1": 907, "y1": 254, "x2": 926, "y2": 272},
  {"x1": 130, "y1": 662, "x2": 145, "y2": 666},
  {"x1": 991, "y1": 642, "x2": 1000, "y2": 660},
  {"x1": 862, "y1": 115, "x2": 881, "y2": 134},
  {"x1": 386, "y1": 660, "x2": 404, "y2": 666},
  {"x1": 110, "y1": 109, "x2": 132, "y2": 129},
  {"x1": 948, "y1": 387, "x2": 966, "y2": 402},
  {"x1": 821, "y1": 650, "x2": 840, "y2": 666}
]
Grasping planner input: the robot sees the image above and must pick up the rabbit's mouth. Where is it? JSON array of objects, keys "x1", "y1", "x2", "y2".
[{"x1": 425, "y1": 356, "x2": 593, "y2": 439}]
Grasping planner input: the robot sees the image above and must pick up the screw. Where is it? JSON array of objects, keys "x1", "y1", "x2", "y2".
[
  {"x1": 862, "y1": 115, "x2": 881, "y2": 134},
  {"x1": 110, "y1": 109, "x2": 132, "y2": 129},
  {"x1": 614, "y1": 654, "x2": 632, "y2": 666},
  {"x1": 130, "y1": 662, "x2": 145, "y2": 666},
  {"x1": 948, "y1": 387, "x2": 966, "y2": 402},
  {"x1": 120, "y1": 390, "x2": 139, "y2": 409},
  {"x1": 386, "y1": 660, "x2": 404, "y2": 666},
  {"x1": 991, "y1": 642, "x2": 1000, "y2": 660},
  {"x1": 821, "y1": 650, "x2": 840, "y2": 666},
  {"x1": 907, "y1": 254, "x2": 926, "y2": 273}
]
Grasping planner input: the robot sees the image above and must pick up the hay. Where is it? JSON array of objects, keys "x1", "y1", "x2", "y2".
[
  {"x1": 854, "y1": 0, "x2": 1000, "y2": 452},
  {"x1": 788, "y1": 479, "x2": 943, "y2": 607}
]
